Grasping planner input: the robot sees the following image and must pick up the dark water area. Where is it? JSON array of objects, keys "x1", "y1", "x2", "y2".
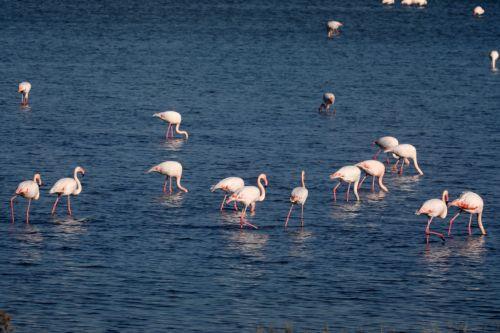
[{"x1": 1, "y1": 0, "x2": 499, "y2": 331}]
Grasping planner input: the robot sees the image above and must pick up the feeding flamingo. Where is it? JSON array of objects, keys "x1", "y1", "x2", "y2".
[
  {"x1": 326, "y1": 21, "x2": 343, "y2": 38},
  {"x1": 382, "y1": 0, "x2": 395, "y2": 5},
  {"x1": 50, "y1": 166, "x2": 85, "y2": 216},
  {"x1": 473, "y1": 6, "x2": 484, "y2": 16},
  {"x1": 148, "y1": 161, "x2": 188, "y2": 193},
  {"x1": 210, "y1": 177, "x2": 244, "y2": 211},
  {"x1": 285, "y1": 170, "x2": 309, "y2": 228},
  {"x1": 372, "y1": 136, "x2": 399, "y2": 163},
  {"x1": 355, "y1": 160, "x2": 388, "y2": 192},
  {"x1": 490, "y1": 50, "x2": 499, "y2": 71},
  {"x1": 18, "y1": 81, "x2": 31, "y2": 106},
  {"x1": 318, "y1": 93, "x2": 336, "y2": 113},
  {"x1": 226, "y1": 174, "x2": 268, "y2": 229},
  {"x1": 329, "y1": 165, "x2": 361, "y2": 201},
  {"x1": 447, "y1": 191, "x2": 486, "y2": 236},
  {"x1": 415, "y1": 190, "x2": 449, "y2": 241},
  {"x1": 153, "y1": 111, "x2": 189, "y2": 140},
  {"x1": 385, "y1": 144, "x2": 424, "y2": 176},
  {"x1": 10, "y1": 173, "x2": 42, "y2": 223},
  {"x1": 414, "y1": 0, "x2": 427, "y2": 6}
]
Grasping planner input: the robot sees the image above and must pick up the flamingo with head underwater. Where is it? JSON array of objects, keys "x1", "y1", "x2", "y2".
[
  {"x1": 153, "y1": 111, "x2": 189, "y2": 140},
  {"x1": 50, "y1": 166, "x2": 85, "y2": 216},
  {"x1": 490, "y1": 50, "x2": 499, "y2": 71},
  {"x1": 372, "y1": 136, "x2": 399, "y2": 164},
  {"x1": 10, "y1": 173, "x2": 42, "y2": 223},
  {"x1": 447, "y1": 191, "x2": 486, "y2": 236},
  {"x1": 318, "y1": 93, "x2": 335, "y2": 113},
  {"x1": 285, "y1": 170, "x2": 309, "y2": 228},
  {"x1": 330, "y1": 165, "x2": 361, "y2": 202},
  {"x1": 148, "y1": 161, "x2": 188, "y2": 193},
  {"x1": 355, "y1": 160, "x2": 388, "y2": 192},
  {"x1": 18, "y1": 81, "x2": 31, "y2": 106},
  {"x1": 210, "y1": 177, "x2": 244, "y2": 211},
  {"x1": 385, "y1": 144, "x2": 423, "y2": 176},
  {"x1": 326, "y1": 21, "x2": 343, "y2": 38},
  {"x1": 416, "y1": 190, "x2": 449, "y2": 241}
]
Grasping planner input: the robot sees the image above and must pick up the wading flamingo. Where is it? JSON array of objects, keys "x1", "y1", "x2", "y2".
[
  {"x1": 285, "y1": 170, "x2": 309, "y2": 228},
  {"x1": 10, "y1": 173, "x2": 42, "y2": 223},
  {"x1": 50, "y1": 167, "x2": 85, "y2": 216},
  {"x1": 326, "y1": 21, "x2": 343, "y2": 38},
  {"x1": 416, "y1": 190, "x2": 448, "y2": 241},
  {"x1": 382, "y1": 0, "x2": 395, "y2": 5},
  {"x1": 355, "y1": 160, "x2": 388, "y2": 192},
  {"x1": 448, "y1": 191, "x2": 486, "y2": 235},
  {"x1": 473, "y1": 6, "x2": 484, "y2": 16},
  {"x1": 18, "y1": 82, "x2": 31, "y2": 106},
  {"x1": 318, "y1": 93, "x2": 336, "y2": 113},
  {"x1": 226, "y1": 174, "x2": 268, "y2": 229},
  {"x1": 148, "y1": 161, "x2": 188, "y2": 193},
  {"x1": 372, "y1": 136, "x2": 399, "y2": 163},
  {"x1": 385, "y1": 144, "x2": 423, "y2": 176},
  {"x1": 490, "y1": 50, "x2": 499, "y2": 71},
  {"x1": 414, "y1": 0, "x2": 427, "y2": 7},
  {"x1": 210, "y1": 177, "x2": 244, "y2": 211},
  {"x1": 329, "y1": 166, "x2": 361, "y2": 201},
  {"x1": 153, "y1": 111, "x2": 189, "y2": 140},
  {"x1": 401, "y1": 0, "x2": 414, "y2": 6}
]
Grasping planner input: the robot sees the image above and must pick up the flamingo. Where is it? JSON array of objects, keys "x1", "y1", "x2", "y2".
[
  {"x1": 50, "y1": 166, "x2": 85, "y2": 216},
  {"x1": 210, "y1": 177, "x2": 244, "y2": 211},
  {"x1": 355, "y1": 160, "x2": 388, "y2": 192},
  {"x1": 385, "y1": 144, "x2": 423, "y2": 176},
  {"x1": 447, "y1": 191, "x2": 486, "y2": 236},
  {"x1": 226, "y1": 174, "x2": 268, "y2": 229},
  {"x1": 415, "y1": 190, "x2": 449, "y2": 241},
  {"x1": 318, "y1": 93, "x2": 336, "y2": 113},
  {"x1": 10, "y1": 173, "x2": 42, "y2": 223},
  {"x1": 326, "y1": 21, "x2": 343, "y2": 38},
  {"x1": 401, "y1": 0, "x2": 414, "y2": 6},
  {"x1": 285, "y1": 170, "x2": 309, "y2": 228},
  {"x1": 372, "y1": 136, "x2": 399, "y2": 163},
  {"x1": 18, "y1": 81, "x2": 31, "y2": 106},
  {"x1": 473, "y1": 6, "x2": 484, "y2": 16},
  {"x1": 329, "y1": 166, "x2": 361, "y2": 201},
  {"x1": 148, "y1": 161, "x2": 188, "y2": 193},
  {"x1": 153, "y1": 111, "x2": 189, "y2": 140},
  {"x1": 382, "y1": 0, "x2": 395, "y2": 5},
  {"x1": 490, "y1": 50, "x2": 499, "y2": 71},
  {"x1": 414, "y1": 0, "x2": 427, "y2": 6}
]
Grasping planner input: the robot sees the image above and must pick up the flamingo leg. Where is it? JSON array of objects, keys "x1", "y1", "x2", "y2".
[
  {"x1": 399, "y1": 160, "x2": 404, "y2": 175},
  {"x1": 285, "y1": 204, "x2": 294, "y2": 228},
  {"x1": 358, "y1": 175, "x2": 367, "y2": 189},
  {"x1": 169, "y1": 124, "x2": 174, "y2": 138},
  {"x1": 392, "y1": 159, "x2": 400, "y2": 172},
  {"x1": 233, "y1": 201, "x2": 238, "y2": 211},
  {"x1": 51, "y1": 195, "x2": 61, "y2": 215},
  {"x1": 468, "y1": 214, "x2": 473, "y2": 235},
  {"x1": 301, "y1": 204, "x2": 304, "y2": 227},
  {"x1": 373, "y1": 149, "x2": 381, "y2": 160},
  {"x1": 371, "y1": 176, "x2": 376, "y2": 192},
  {"x1": 426, "y1": 217, "x2": 445, "y2": 240},
  {"x1": 166, "y1": 124, "x2": 171, "y2": 139},
  {"x1": 10, "y1": 195, "x2": 17, "y2": 223},
  {"x1": 346, "y1": 182, "x2": 351, "y2": 201},
  {"x1": 447, "y1": 212, "x2": 461, "y2": 236},
  {"x1": 220, "y1": 194, "x2": 227, "y2": 211},
  {"x1": 67, "y1": 196, "x2": 72, "y2": 216},
  {"x1": 333, "y1": 182, "x2": 342, "y2": 201},
  {"x1": 26, "y1": 199, "x2": 31, "y2": 224},
  {"x1": 385, "y1": 155, "x2": 390, "y2": 165},
  {"x1": 169, "y1": 177, "x2": 173, "y2": 193},
  {"x1": 163, "y1": 176, "x2": 168, "y2": 193}
]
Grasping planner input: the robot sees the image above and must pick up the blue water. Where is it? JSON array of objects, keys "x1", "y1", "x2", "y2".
[{"x1": 1, "y1": 0, "x2": 499, "y2": 331}]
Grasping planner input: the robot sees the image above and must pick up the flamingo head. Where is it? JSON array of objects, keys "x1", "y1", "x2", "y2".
[
  {"x1": 18, "y1": 85, "x2": 24, "y2": 93},
  {"x1": 259, "y1": 174, "x2": 268, "y2": 187},
  {"x1": 75, "y1": 166, "x2": 86, "y2": 176},
  {"x1": 329, "y1": 172, "x2": 341, "y2": 180},
  {"x1": 447, "y1": 199, "x2": 459, "y2": 208},
  {"x1": 442, "y1": 190, "x2": 449, "y2": 204},
  {"x1": 147, "y1": 165, "x2": 160, "y2": 173},
  {"x1": 34, "y1": 173, "x2": 42, "y2": 186}
]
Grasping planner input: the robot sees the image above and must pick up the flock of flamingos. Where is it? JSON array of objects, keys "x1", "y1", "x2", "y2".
[{"x1": 9, "y1": 1, "x2": 498, "y2": 243}]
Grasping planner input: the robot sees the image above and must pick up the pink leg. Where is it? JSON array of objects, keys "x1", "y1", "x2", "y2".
[
  {"x1": 399, "y1": 160, "x2": 404, "y2": 175},
  {"x1": 67, "y1": 196, "x2": 72, "y2": 216},
  {"x1": 301, "y1": 204, "x2": 304, "y2": 227},
  {"x1": 26, "y1": 199, "x2": 31, "y2": 224},
  {"x1": 220, "y1": 194, "x2": 227, "y2": 211},
  {"x1": 346, "y1": 182, "x2": 351, "y2": 202},
  {"x1": 163, "y1": 176, "x2": 168, "y2": 193},
  {"x1": 468, "y1": 214, "x2": 473, "y2": 235},
  {"x1": 358, "y1": 175, "x2": 367, "y2": 189},
  {"x1": 51, "y1": 195, "x2": 61, "y2": 215},
  {"x1": 169, "y1": 177, "x2": 173, "y2": 193},
  {"x1": 448, "y1": 212, "x2": 461, "y2": 236},
  {"x1": 285, "y1": 204, "x2": 294, "y2": 228},
  {"x1": 371, "y1": 176, "x2": 375, "y2": 192},
  {"x1": 392, "y1": 159, "x2": 400, "y2": 172},
  {"x1": 426, "y1": 217, "x2": 445, "y2": 240},
  {"x1": 166, "y1": 124, "x2": 171, "y2": 139},
  {"x1": 333, "y1": 182, "x2": 341, "y2": 201},
  {"x1": 373, "y1": 149, "x2": 381, "y2": 160},
  {"x1": 10, "y1": 195, "x2": 17, "y2": 223},
  {"x1": 385, "y1": 156, "x2": 390, "y2": 165},
  {"x1": 233, "y1": 202, "x2": 238, "y2": 211}
]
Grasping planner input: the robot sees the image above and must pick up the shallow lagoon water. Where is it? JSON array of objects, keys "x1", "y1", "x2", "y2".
[{"x1": 1, "y1": 0, "x2": 499, "y2": 331}]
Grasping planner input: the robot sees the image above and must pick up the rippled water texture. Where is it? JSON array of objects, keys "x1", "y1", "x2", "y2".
[{"x1": 1, "y1": 0, "x2": 499, "y2": 332}]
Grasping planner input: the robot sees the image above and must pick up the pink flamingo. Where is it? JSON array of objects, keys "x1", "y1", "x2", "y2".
[
  {"x1": 318, "y1": 93, "x2": 335, "y2": 113},
  {"x1": 50, "y1": 167, "x2": 85, "y2": 216},
  {"x1": 355, "y1": 160, "x2": 388, "y2": 192},
  {"x1": 285, "y1": 170, "x2": 309, "y2": 228},
  {"x1": 329, "y1": 166, "x2": 361, "y2": 201},
  {"x1": 385, "y1": 144, "x2": 423, "y2": 176},
  {"x1": 18, "y1": 82, "x2": 31, "y2": 106},
  {"x1": 148, "y1": 161, "x2": 188, "y2": 193},
  {"x1": 447, "y1": 191, "x2": 486, "y2": 236},
  {"x1": 10, "y1": 173, "x2": 42, "y2": 223},
  {"x1": 491, "y1": 50, "x2": 499, "y2": 71},
  {"x1": 372, "y1": 136, "x2": 399, "y2": 164},
  {"x1": 210, "y1": 177, "x2": 244, "y2": 211},
  {"x1": 326, "y1": 21, "x2": 343, "y2": 38},
  {"x1": 473, "y1": 6, "x2": 484, "y2": 17},
  {"x1": 226, "y1": 174, "x2": 268, "y2": 229},
  {"x1": 416, "y1": 190, "x2": 449, "y2": 241},
  {"x1": 153, "y1": 111, "x2": 189, "y2": 140}
]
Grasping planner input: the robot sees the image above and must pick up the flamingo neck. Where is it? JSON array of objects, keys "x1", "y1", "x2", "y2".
[
  {"x1": 412, "y1": 155, "x2": 424, "y2": 175},
  {"x1": 257, "y1": 176, "x2": 266, "y2": 201},
  {"x1": 301, "y1": 171, "x2": 305, "y2": 188},
  {"x1": 176, "y1": 176, "x2": 188, "y2": 193},
  {"x1": 175, "y1": 123, "x2": 189, "y2": 140},
  {"x1": 493, "y1": 58, "x2": 498, "y2": 70},
  {"x1": 73, "y1": 170, "x2": 82, "y2": 195}
]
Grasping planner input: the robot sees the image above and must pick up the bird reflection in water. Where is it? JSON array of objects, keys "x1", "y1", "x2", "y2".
[
  {"x1": 364, "y1": 190, "x2": 387, "y2": 201},
  {"x1": 392, "y1": 174, "x2": 421, "y2": 191},
  {"x1": 228, "y1": 231, "x2": 269, "y2": 259},
  {"x1": 157, "y1": 192, "x2": 185, "y2": 208},
  {"x1": 16, "y1": 224, "x2": 44, "y2": 264},
  {"x1": 288, "y1": 229, "x2": 313, "y2": 259},
  {"x1": 161, "y1": 138, "x2": 185, "y2": 151},
  {"x1": 330, "y1": 201, "x2": 362, "y2": 220},
  {"x1": 52, "y1": 216, "x2": 89, "y2": 235}
]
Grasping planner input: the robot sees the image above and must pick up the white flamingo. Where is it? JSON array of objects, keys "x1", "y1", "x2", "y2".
[
  {"x1": 355, "y1": 160, "x2": 388, "y2": 192},
  {"x1": 448, "y1": 191, "x2": 486, "y2": 235},
  {"x1": 18, "y1": 81, "x2": 31, "y2": 106},
  {"x1": 329, "y1": 166, "x2": 361, "y2": 201},
  {"x1": 490, "y1": 50, "x2": 499, "y2": 71},
  {"x1": 153, "y1": 111, "x2": 189, "y2": 140},
  {"x1": 318, "y1": 93, "x2": 336, "y2": 113},
  {"x1": 285, "y1": 170, "x2": 309, "y2": 228},
  {"x1": 10, "y1": 173, "x2": 42, "y2": 223},
  {"x1": 226, "y1": 174, "x2": 268, "y2": 229},
  {"x1": 414, "y1": 0, "x2": 427, "y2": 7},
  {"x1": 210, "y1": 177, "x2": 244, "y2": 211},
  {"x1": 385, "y1": 144, "x2": 424, "y2": 176},
  {"x1": 50, "y1": 166, "x2": 85, "y2": 216},
  {"x1": 382, "y1": 0, "x2": 395, "y2": 5},
  {"x1": 473, "y1": 6, "x2": 484, "y2": 16},
  {"x1": 372, "y1": 136, "x2": 399, "y2": 163},
  {"x1": 416, "y1": 190, "x2": 449, "y2": 240},
  {"x1": 148, "y1": 161, "x2": 188, "y2": 193},
  {"x1": 401, "y1": 0, "x2": 414, "y2": 6},
  {"x1": 326, "y1": 21, "x2": 343, "y2": 38}
]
